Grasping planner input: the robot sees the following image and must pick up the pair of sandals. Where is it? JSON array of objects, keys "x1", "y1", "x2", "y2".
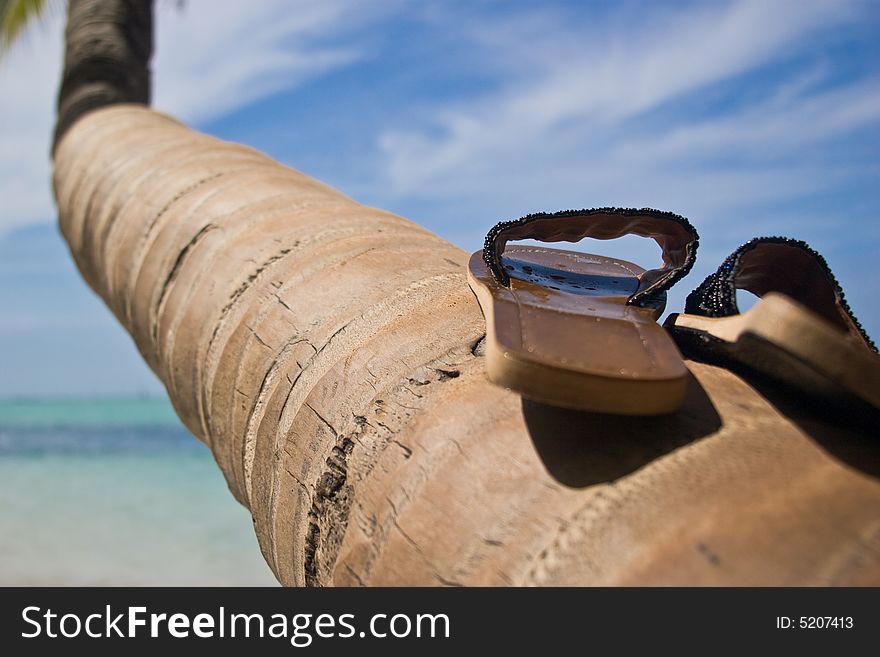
[{"x1": 467, "y1": 208, "x2": 879, "y2": 415}]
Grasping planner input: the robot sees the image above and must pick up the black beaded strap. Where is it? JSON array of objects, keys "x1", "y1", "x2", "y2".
[
  {"x1": 482, "y1": 207, "x2": 699, "y2": 308},
  {"x1": 685, "y1": 236, "x2": 877, "y2": 353}
]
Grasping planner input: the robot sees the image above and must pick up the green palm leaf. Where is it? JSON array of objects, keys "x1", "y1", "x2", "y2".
[{"x1": 0, "y1": 0, "x2": 51, "y2": 53}]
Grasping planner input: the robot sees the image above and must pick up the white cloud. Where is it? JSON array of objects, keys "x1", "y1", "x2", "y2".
[
  {"x1": 153, "y1": 0, "x2": 378, "y2": 125},
  {"x1": 376, "y1": 0, "x2": 870, "y2": 211},
  {"x1": 0, "y1": 0, "x2": 386, "y2": 235},
  {"x1": 613, "y1": 78, "x2": 880, "y2": 165}
]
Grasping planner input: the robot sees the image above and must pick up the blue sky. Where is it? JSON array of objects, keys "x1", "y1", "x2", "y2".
[{"x1": 1, "y1": 0, "x2": 878, "y2": 397}]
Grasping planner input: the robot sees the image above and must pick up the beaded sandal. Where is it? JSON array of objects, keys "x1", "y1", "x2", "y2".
[
  {"x1": 467, "y1": 207, "x2": 699, "y2": 415},
  {"x1": 665, "y1": 237, "x2": 880, "y2": 409}
]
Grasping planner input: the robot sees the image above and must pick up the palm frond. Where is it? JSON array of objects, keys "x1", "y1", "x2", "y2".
[{"x1": 0, "y1": 0, "x2": 50, "y2": 54}]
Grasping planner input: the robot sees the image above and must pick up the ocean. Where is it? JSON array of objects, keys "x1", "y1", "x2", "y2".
[{"x1": 0, "y1": 398, "x2": 278, "y2": 586}]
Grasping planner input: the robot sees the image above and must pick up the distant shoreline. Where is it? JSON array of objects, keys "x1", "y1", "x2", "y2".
[{"x1": 0, "y1": 397, "x2": 181, "y2": 429}]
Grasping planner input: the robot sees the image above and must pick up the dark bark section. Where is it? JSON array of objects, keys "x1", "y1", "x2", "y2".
[
  {"x1": 53, "y1": 0, "x2": 153, "y2": 152},
  {"x1": 304, "y1": 436, "x2": 356, "y2": 587}
]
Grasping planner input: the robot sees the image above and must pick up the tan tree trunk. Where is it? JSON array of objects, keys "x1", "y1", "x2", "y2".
[
  {"x1": 51, "y1": 2, "x2": 880, "y2": 587},
  {"x1": 53, "y1": 105, "x2": 880, "y2": 586}
]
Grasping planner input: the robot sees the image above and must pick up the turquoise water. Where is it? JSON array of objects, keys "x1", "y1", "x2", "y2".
[
  {"x1": 0, "y1": 398, "x2": 278, "y2": 586},
  {"x1": 0, "y1": 397, "x2": 181, "y2": 428}
]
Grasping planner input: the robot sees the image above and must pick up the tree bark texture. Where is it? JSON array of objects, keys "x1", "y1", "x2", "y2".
[
  {"x1": 54, "y1": 0, "x2": 152, "y2": 151},
  {"x1": 53, "y1": 105, "x2": 880, "y2": 586}
]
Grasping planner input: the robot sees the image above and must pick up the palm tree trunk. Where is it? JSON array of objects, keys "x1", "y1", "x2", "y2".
[
  {"x1": 52, "y1": 0, "x2": 880, "y2": 586},
  {"x1": 54, "y1": 0, "x2": 151, "y2": 151}
]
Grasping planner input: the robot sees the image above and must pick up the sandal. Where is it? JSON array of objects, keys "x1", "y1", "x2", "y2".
[
  {"x1": 664, "y1": 236, "x2": 880, "y2": 409},
  {"x1": 467, "y1": 207, "x2": 699, "y2": 415}
]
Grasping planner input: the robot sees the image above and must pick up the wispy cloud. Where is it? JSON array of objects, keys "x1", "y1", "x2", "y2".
[
  {"x1": 376, "y1": 0, "x2": 873, "y2": 219},
  {"x1": 615, "y1": 78, "x2": 880, "y2": 165},
  {"x1": 153, "y1": 0, "x2": 386, "y2": 124},
  {"x1": 0, "y1": 0, "x2": 388, "y2": 235}
]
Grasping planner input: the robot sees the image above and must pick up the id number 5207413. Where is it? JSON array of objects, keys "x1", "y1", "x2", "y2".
[{"x1": 776, "y1": 616, "x2": 853, "y2": 629}]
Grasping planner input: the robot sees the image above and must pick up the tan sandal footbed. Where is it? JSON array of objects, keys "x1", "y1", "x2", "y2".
[{"x1": 468, "y1": 246, "x2": 688, "y2": 414}]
